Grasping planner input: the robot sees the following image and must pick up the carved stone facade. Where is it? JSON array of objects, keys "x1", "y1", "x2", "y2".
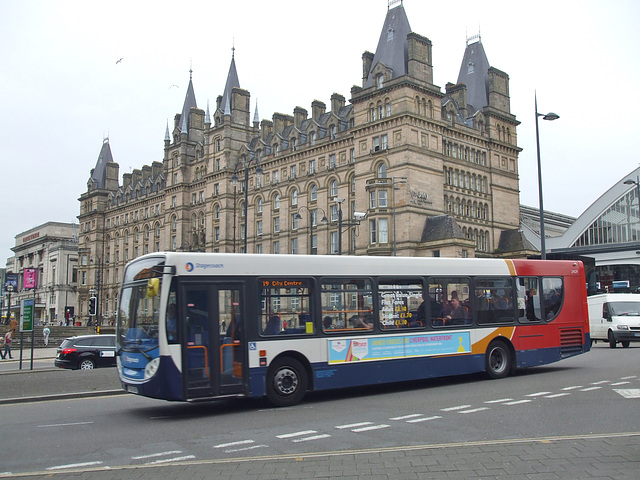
[{"x1": 77, "y1": 3, "x2": 521, "y2": 325}]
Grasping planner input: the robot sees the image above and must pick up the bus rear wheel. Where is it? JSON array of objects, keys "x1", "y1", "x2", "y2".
[
  {"x1": 266, "y1": 357, "x2": 308, "y2": 407},
  {"x1": 485, "y1": 340, "x2": 512, "y2": 379}
]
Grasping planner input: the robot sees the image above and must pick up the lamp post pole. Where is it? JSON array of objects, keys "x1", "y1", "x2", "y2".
[
  {"x1": 392, "y1": 176, "x2": 407, "y2": 256},
  {"x1": 336, "y1": 199, "x2": 344, "y2": 255},
  {"x1": 623, "y1": 175, "x2": 640, "y2": 241},
  {"x1": 295, "y1": 207, "x2": 328, "y2": 254},
  {"x1": 534, "y1": 92, "x2": 560, "y2": 260},
  {"x1": 231, "y1": 157, "x2": 262, "y2": 253}
]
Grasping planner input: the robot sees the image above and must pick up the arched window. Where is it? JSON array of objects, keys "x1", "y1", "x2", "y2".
[
  {"x1": 376, "y1": 74, "x2": 384, "y2": 89},
  {"x1": 172, "y1": 215, "x2": 177, "y2": 230},
  {"x1": 291, "y1": 189, "x2": 298, "y2": 206},
  {"x1": 330, "y1": 180, "x2": 338, "y2": 197},
  {"x1": 310, "y1": 184, "x2": 318, "y2": 201},
  {"x1": 257, "y1": 197, "x2": 263, "y2": 213},
  {"x1": 274, "y1": 194, "x2": 280, "y2": 210},
  {"x1": 214, "y1": 204, "x2": 220, "y2": 219},
  {"x1": 377, "y1": 163, "x2": 387, "y2": 178}
]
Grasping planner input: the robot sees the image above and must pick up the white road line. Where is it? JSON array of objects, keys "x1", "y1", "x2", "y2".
[
  {"x1": 38, "y1": 421, "x2": 94, "y2": 428},
  {"x1": 440, "y1": 405, "x2": 471, "y2": 412},
  {"x1": 146, "y1": 455, "x2": 196, "y2": 465},
  {"x1": 214, "y1": 440, "x2": 254, "y2": 449},
  {"x1": 620, "y1": 376, "x2": 637, "y2": 380},
  {"x1": 406, "y1": 415, "x2": 442, "y2": 423},
  {"x1": 459, "y1": 407, "x2": 490, "y2": 414},
  {"x1": 504, "y1": 399, "x2": 532, "y2": 405},
  {"x1": 276, "y1": 430, "x2": 317, "y2": 439},
  {"x1": 225, "y1": 445, "x2": 268, "y2": 453},
  {"x1": 525, "y1": 391, "x2": 551, "y2": 397},
  {"x1": 47, "y1": 461, "x2": 103, "y2": 471},
  {"x1": 292, "y1": 434, "x2": 332, "y2": 443},
  {"x1": 591, "y1": 380, "x2": 610, "y2": 385},
  {"x1": 562, "y1": 385, "x2": 583, "y2": 391},
  {"x1": 580, "y1": 386, "x2": 602, "y2": 392},
  {"x1": 336, "y1": 422, "x2": 372, "y2": 429},
  {"x1": 484, "y1": 398, "x2": 513, "y2": 404},
  {"x1": 545, "y1": 393, "x2": 572, "y2": 398},
  {"x1": 390, "y1": 414, "x2": 423, "y2": 420},
  {"x1": 132, "y1": 450, "x2": 182, "y2": 460},
  {"x1": 614, "y1": 388, "x2": 640, "y2": 398},
  {"x1": 352, "y1": 424, "x2": 390, "y2": 432},
  {"x1": 611, "y1": 381, "x2": 631, "y2": 386}
]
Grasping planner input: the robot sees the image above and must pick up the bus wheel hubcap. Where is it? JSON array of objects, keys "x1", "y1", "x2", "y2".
[{"x1": 274, "y1": 368, "x2": 298, "y2": 395}]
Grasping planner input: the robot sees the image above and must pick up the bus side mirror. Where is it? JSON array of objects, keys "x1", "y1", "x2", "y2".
[{"x1": 147, "y1": 278, "x2": 160, "y2": 298}]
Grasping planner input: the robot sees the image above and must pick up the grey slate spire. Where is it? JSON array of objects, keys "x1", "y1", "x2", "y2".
[
  {"x1": 164, "y1": 120, "x2": 170, "y2": 141},
  {"x1": 222, "y1": 47, "x2": 240, "y2": 114},
  {"x1": 90, "y1": 138, "x2": 114, "y2": 189},
  {"x1": 456, "y1": 34, "x2": 490, "y2": 113},
  {"x1": 253, "y1": 101, "x2": 259, "y2": 124},
  {"x1": 205, "y1": 100, "x2": 211, "y2": 124},
  {"x1": 180, "y1": 69, "x2": 197, "y2": 132},
  {"x1": 365, "y1": 1, "x2": 412, "y2": 88}
]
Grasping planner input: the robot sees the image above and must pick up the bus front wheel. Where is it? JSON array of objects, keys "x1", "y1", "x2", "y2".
[
  {"x1": 485, "y1": 340, "x2": 512, "y2": 379},
  {"x1": 266, "y1": 357, "x2": 308, "y2": 407}
]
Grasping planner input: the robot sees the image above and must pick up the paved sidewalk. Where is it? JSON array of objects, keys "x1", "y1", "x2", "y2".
[{"x1": 6, "y1": 432, "x2": 640, "y2": 479}]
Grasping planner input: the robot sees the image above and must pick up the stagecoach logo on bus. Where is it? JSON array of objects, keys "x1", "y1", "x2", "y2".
[
  {"x1": 185, "y1": 262, "x2": 224, "y2": 272},
  {"x1": 329, "y1": 333, "x2": 471, "y2": 364}
]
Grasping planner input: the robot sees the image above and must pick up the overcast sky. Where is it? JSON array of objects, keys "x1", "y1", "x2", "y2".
[{"x1": 2, "y1": 0, "x2": 639, "y2": 263}]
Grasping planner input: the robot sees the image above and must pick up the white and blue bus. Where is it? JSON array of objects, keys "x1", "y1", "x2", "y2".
[{"x1": 116, "y1": 252, "x2": 590, "y2": 406}]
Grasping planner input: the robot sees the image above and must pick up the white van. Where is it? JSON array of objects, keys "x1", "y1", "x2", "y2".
[{"x1": 588, "y1": 293, "x2": 640, "y2": 348}]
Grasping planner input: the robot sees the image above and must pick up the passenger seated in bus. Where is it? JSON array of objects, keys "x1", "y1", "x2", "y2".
[
  {"x1": 445, "y1": 296, "x2": 468, "y2": 325},
  {"x1": 492, "y1": 290, "x2": 510, "y2": 310},
  {"x1": 323, "y1": 316, "x2": 334, "y2": 330},
  {"x1": 166, "y1": 303, "x2": 177, "y2": 341},
  {"x1": 350, "y1": 314, "x2": 372, "y2": 329},
  {"x1": 408, "y1": 310, "x2": 422, "y2": 327},
  {"x1": 264, "y1": 315, "x2": 281, "y2": 335}
]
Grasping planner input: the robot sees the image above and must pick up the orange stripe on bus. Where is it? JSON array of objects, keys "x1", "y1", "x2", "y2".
[{"x1": 505, "y1": 259, "x2": 517, "y2": 276}]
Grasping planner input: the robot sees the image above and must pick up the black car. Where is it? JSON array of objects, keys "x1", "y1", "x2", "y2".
[{"x1": 54, "y1": 334, "x2": 117, "y2": 370}]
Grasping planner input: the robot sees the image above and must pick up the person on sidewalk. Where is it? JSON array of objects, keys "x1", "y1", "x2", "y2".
[
  {"x1": 1, "y1": 331, "x2": 12, "y2": 360},
  {"x1": 43, "y1": 326, "x2": 51, "y2": 346}
]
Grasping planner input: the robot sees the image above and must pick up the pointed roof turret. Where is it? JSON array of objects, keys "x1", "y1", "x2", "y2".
[
  {"x1": 456, "y1": 34, "x2": 490, "y2": 112},
  {"x1": 164, "y1": 120, "x2": 170, "y2": 141},
  {"x1": 365, "y1": 1, "x2": 412, "y2": 88},
  {"x1": 253, "y1": 101, "x2": 259, "y2": 124},
  {"x1": 222, "y1": 46, "x2": 240, "y2": 113},
  {"x1": 205, "y1": 100, "x2": 211, "y2": 124},
  {"x1": 90, "y1": 137, "x2": 114, "y2": 190},
  {"x1": 180, "y1": 69, "x2": 198, "y2": 131}
]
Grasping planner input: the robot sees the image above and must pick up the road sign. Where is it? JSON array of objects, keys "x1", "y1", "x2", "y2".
[{"x1": 21, "y1": 299, "x2": 34, "y2": 332}]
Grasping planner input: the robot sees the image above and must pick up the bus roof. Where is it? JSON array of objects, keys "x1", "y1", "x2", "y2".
[{"x1": 125, "y1": 252, "x2": 549, "y2": 278}]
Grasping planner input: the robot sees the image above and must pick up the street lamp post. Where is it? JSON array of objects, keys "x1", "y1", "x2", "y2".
[
  {"x1": 392, "y1": 176, "x2": 407, "y2": 256},
  {"x1": 333, "y1": 198, "x2": 363, "y2": 255},
  {"x1": 5, "y1": 284, "x2": 13, "y2": 326},
  {"x1": 534, "y1": 93, "x2": 560, "y2": 260},
  {"x1": 231, "y1": 156, "x2": 263, "y2": 253},
  {"x1": 624, "y1": 176, "x2": 640, "y2": 241},
  {"x1": 295, "y1": 206, "x2": 328, "y2": 254}
]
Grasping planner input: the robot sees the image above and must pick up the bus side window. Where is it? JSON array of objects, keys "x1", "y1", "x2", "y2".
[
  {"x1": 542, "y1": 277, "x2": 564, "y2": 321},
  {"x1": 321, "y1": 278, "x2": 374, "y2": 332},
  {"x1": 166, "y1": 281, "x2": 179, "y2": 344},
  {"x1": 517, "y1": 277, "x2": 541, "y2": 322}
]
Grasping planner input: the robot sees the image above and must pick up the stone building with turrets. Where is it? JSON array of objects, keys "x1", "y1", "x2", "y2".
[{"x1": 76, "y1": 0, "x2": 522, "y2": 325}]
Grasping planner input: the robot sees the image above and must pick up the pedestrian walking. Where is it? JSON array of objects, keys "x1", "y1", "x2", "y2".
[
  {"x1": 43, "y1": 326, "x2": 51, "y2": 346},
  {"x1": 2, "y1": 331, "x2": 13, "y2": 360}
]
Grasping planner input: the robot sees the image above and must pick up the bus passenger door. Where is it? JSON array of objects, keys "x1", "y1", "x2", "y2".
[
  {"x1": 183, "y1": 284, "x2": 246, "y2": 399},
  {"x1": 217, "y1": 286, "x2": 245, "y2": 395},
  {"x1": 183, "y1": 285, "x2": 213, "y2": 398}
]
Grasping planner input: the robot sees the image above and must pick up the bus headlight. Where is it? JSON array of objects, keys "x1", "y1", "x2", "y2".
[{"x1": 144, "y1": 357, "x2": 160, "y2": 379}]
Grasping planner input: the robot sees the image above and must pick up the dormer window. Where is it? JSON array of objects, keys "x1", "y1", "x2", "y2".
[
  {"x1": 377, "y1": 75, "x2": 384, "y2": 89},
  {"x1": 387, "y1": 27, "x2": 394, "y2": 41}
]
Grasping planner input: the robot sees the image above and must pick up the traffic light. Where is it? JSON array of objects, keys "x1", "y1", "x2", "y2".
[{"x1": 89, "y1": 297, "x2": 97, "y2": 316}]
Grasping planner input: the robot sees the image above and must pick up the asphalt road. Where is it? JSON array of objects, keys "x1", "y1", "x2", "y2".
[{"x1": 0, "y1": 343, "x2": 639, "y2": 478}]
